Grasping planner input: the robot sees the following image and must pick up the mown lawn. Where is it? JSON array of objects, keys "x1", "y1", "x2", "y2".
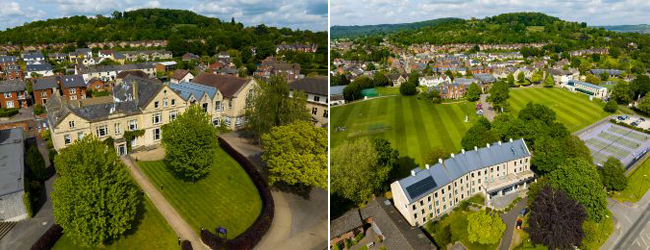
[
  {"x1": 53, "y1": 197, "x2": 178, "y2": 250},
  {"x1": 612, "y1": 157, "x2": 650, "y2": 202},
  {"x1": 509, "y1": 87, "x2": 611, "y2": 132},
  {"x1": 138, "y1": 146, "x2": 262, "y2": 238},
  {"x1": 376, "y1": 87, "x2": 401, "y2": 96},
  {"x1": 331, "y1": 95, "x2": 476, "y2": 177}
]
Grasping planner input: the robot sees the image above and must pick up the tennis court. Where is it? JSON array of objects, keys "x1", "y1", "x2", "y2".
[{"x1": 578, "y1": 122, "x2": 650, "y2": 169}]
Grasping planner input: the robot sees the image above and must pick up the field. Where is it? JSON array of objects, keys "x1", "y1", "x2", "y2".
[
  {"x1": 509, "y1": 87, "x2": 611, "y2": 132},
  {"x1": 331, "y1": 95, "x2": 476, "y2": 176},
  {"x1": 613, "y1": 157, "x2": 650, "y2": 202},
  {"x1": 53, "y1": 197, "x2": 178, "y2": 250},
  {"x1": 138, "y1": 146, "x2": 262, "y2": 238}
]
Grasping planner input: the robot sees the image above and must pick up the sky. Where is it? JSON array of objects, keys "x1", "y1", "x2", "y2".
[
  {"x1": 0, "y1": 0, "x2": 328, "y2": 31},
  {"x1": 331, "y1": 0, "x2": 650, "y2": 27}
]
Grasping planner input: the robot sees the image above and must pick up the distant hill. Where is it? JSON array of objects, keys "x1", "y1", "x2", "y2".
[
  {"x1": 331, "y1": 18, "x2": 463, "y2": 39},
  {"x1": 595, "y1": 24, "x2": 650, "y2": 34}
]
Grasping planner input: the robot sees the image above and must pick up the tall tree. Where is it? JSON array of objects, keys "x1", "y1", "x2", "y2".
[
  {"x1": 466, "y1": 82, "x2": 481, "y2": 102},
  {"x1": 604, "y1": 100, "x2": 618, "y2": 113},
  {"x1": 611, "y1": 81, "x2": 633, "y2": 104},
  {"x1": 261, "y1": 121, "x2": 327, "y2": 188},
  {"x1": 466, "y1": 211, "x2": 506, "y2": 245},
  {"x1": 543, "y1": 74, "x2": 555, "y2": 88},
  {"x1": 52, "y1": 136, "x2": 141, "y2": 247},
  {"x1": 331, "y1": 138, "x2": 390, "y2": 204},
  {"x1": 461, "y1": 117, "x2": 499, "y2": 150},
  {"x1": 162, "y1": 105, "x2": 218, "y2": 180},
  {"x1": 246, "y1": 74, "x2": 311, "y2": 138},
  {"x1": 373, "y1": 71, "x2": 390, "y2": 87},
  {"x1": 507, "y1": 73, "x2": 515, "y2": 87},
  {"x1": 547, "y1": 158, "x2": 608, "y2": 221},
  {"x1": 487, "y1": 81, "x2": 510, "y2": 112},
  {"x1": 517, "y1": 71, "x2": 526, "y2": 83},
  {"x1": 528, "y1": 184, "x2": 587, "y2": 249},
  {"x1": 600, "y1": 157, "x2": 627, "y2": 192}
]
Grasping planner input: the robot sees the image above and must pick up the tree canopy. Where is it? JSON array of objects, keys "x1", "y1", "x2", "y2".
[
  {"x1": 466, "y1": 83, "x2": 481, "y2": 102},
  {"x1": 600, "y1": 157, "x2": 627, "y2": 192},
  {"x1": 261, "y1": 121, "x2": 327, "y2": 189},
  {"x1": 466, "y1": 211, "x2": 506, "y2": 245},
  {"x1": 547, "y1": 158, "x2": 608, "y2": 221},
  {"x1": 487, "y1": 81, "x2": 510, "y2": 112},
  {"x1": 246, "y1": 74, "x2": 311, "y2": 138},
  {"x1": 460, "y1": 117, "x2": 499, "y2": 150},
  {"x1": 162, "y1": 105, "x2": 218, "y2": 180},
  {"x1": 528, "y1": 184, "x2": 587, "y2": 249},
  {"x1": 52, "y1": 136, "x2": 141, "y2": 247}
]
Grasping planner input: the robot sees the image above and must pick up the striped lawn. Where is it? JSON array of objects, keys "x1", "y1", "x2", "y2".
[
  {"x1": 53, "y1": 197, "x2": 178, "y2": 250},
  {"x1": 509, "y1": 87, "x2": 611, "y2": 132},
  {"x1": 138, "y1": 146, "x2": 262, "y2": 239},
  {"x1": 331, "y1": 96, "x2": 476, "y2": 177}
]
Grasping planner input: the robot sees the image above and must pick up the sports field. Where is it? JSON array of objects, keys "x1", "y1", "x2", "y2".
[
  {"x1": 331, "y1": 96, "x2": 476, "y2": 176},
  {"x1": 509, "y1": 87, "x2": 611, "y2": 132}
]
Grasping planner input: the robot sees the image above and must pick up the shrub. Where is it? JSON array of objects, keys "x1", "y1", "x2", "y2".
[
  {"x1": 604, "y1": 100, "x2": 618, "y2": 113},
  {"x1": 332, "y1": 243, "x2": 341, "y2": 250},
  {"x1": 0, "y1": 108, "x2": 19, "y2": 117},
  {"x1": 34, "y1": 104, "x2": 45, "y2": 115},
  {"x1": 26, "y1": 145, "x2": 46, "y2": 181},
  {"x1": 181, "y1": 240, "x2": 193, "y2": 250},
  {"x1": 433, "y1": 224, "x2": 452, "y2": 247},
  {"x1": 30, "y1": 224, "x2": 63, "y2": 250},
  {"x1": 23, "y1": 192, "x2": 33, "y2": 218},
  {"x1": 399, "y1": 81, "x2": 417, "y2": 96},
  {"x1": 354, "y1": 232, "x2": 365, "y2": 244}
]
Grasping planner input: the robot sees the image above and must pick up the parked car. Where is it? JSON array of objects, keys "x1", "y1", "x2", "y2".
[
  {"x1": 521, "y1": 208, "x2": 529, "y2": 216},
  {"x1": 516, "y1": 219, "x2": 523, "y2": 229},
  {"x1": 632, "y1": 122, "x2": 639, "y2": 127},
  {"x1": 640, "y1": 117, "x2": 646, "y2": 122},
  {"x1": 366, "y1": 242, "x2": 375, "y2": 248}
]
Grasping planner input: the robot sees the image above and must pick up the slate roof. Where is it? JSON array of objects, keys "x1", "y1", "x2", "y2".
[
  {"x1": 474, "y1": 73, "x2": 497, "y2": 83},
  {"x1": 330, "y1": 209, "x2": 363, "y2": 238},
  {"x1": 116, "y1": 70, "x2": 149, "y2": 79},
  {"x1": 568, "y1": 80, "x2": 607, "y2": 90},
  {"x1": 192, "y1": 73, "x2": 250, "y2": 97},
  {"x1": 78, "y1": 62, "x2": 155, "y2": 74},
  {"x1": 361, "y1": 198, "x2": 435, "y2": 250},
  {"x1": 289, "y1": 76, "x2": 327, "y2": 96},
  {"x1": 590, "y1": 69, "x2": 623, "y2": 76},
  {"x1": 26, "y1": 63, "x2": 52, "y2": 72},
  {"x1": 60, "y1": 75, "x2": 86, "y2": 88},
  {"x1": 0, "y1": 80, "x2": 26, "y2": 93},
  {"x1": 168, "y1": 81, "x2": 218, "y2": 101},
  {"x1": 331, "y1": 85, "x2": 346, "y2": 96},
  {"x1": 0, "y1": 128, "x2": 25, "y2": 197},
  {"x1": 33, "y1": 77, "x2": 58, "y2": 91},
  {"x1": 0, "y1": 56, "x2": 17, "y2": 63},
  {"x1": 24, "y1": 53, "x2": 44, "y2": 60},
  {"x1": 397, "y1": 138, "x2": 531, "y2": 204},
  {"x1": 172, "y1": 69, "x2": 190, "y2": 80},
  {"x1": 46, "y1": 75, "x2": 163, "y2": 127}
]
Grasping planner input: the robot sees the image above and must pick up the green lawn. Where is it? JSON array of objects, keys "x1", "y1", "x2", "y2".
[
  {"x1": 509, "y1": 87, "x2": 611, "y2": 132},
  {"x1": 612, "y1": 157, "x2": 650, "y2": 202},
  {"x1": 424, "y1": 210, "x2": 499, "y2": 250},
  {"x1": 331, "y1": 95, "x2": 477, "y2": 176},
  {"x1": 138, "y1": 146, "x2": 262, "y2": 238},
  {"x1": 376, "y1": 87, "x2": 401, "y2": 96},
  {"x1": 53, "y1": 197, "x2": 178, "y2": 250}
]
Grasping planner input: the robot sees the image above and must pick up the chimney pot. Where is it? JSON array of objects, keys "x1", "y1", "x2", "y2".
[
  {"x1": 451, "y1": 153, "x2": 455, "y2": 158},
  {"x1": 487, "y1": 143, "x2": 490, "y2": 148},
  {"x1": 499, "y1": 141, "x2": 502, "y2": 145},
  {"x1": 474, "y1": 146, "x2": 478, "y2": 151},
  {"x1": 425, "y1": 164, "x2": 430, "y2": 169},
  {"x1": 438, "y1": 158, "x2": 443, "y2": 164},
  {"x1": 462, "y1": 149, "x2": 465, "y2": 154},
  {"x1": 509, "y1": 138, "x2": 513, "y2": 142},
  {"x1": 411, "y1": 169, "x2": 416, "y2": 176}
]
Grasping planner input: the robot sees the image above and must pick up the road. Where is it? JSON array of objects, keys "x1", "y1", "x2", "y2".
[
  {"x1": 604, "y1": 183, "x2": 650, "y2": 250},
  {"x1": 480, "y1": 94, "x2": 495, "y2": 121},
  {"x1": 498, "y1": 198, "x2": 527, "y2": 250},
  {"x1": 614, "y1": 201, "x2": 650, "y2": 250}
]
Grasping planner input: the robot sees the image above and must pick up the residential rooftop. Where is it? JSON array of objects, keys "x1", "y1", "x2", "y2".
[{"x1": 0, "y1": 128, "x2": 25, "y2": 197}]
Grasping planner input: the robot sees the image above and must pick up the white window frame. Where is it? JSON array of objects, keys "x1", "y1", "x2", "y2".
[
  {"x1": 96, "y1": 125, "x2": 108, "y2": 138},
  {"x1": 128, "y1": 119, "x2": 138, "y2": 130},
  {"x1": 152, "y1": 113, "x2": 162, "y2": 124},
  {"x1": 153, "y1": 128, "x2": 161, "y2": 140},
  {"x1": 6, "y1": 101, "x2": 14, "y2": 108},
  {"x1": 69, "y1": 88, "x2": 76, "y2": 94},
  {"x1": 114, "y1": 123, "x2": 122, "y2": 135},
  {"x1": 3, "y1": 93, "x2": 10, "y2": 98},
  {"x1": 64, "y1": 134, "x2": 71, "y2": 145}
]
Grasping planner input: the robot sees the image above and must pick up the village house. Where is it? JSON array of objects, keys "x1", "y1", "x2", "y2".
[
  {"x1": 192, "y1": 73, "x2": 257, "y2": 130},
  {"x1": 33, "y1": 77, "x2": 59, "y2": 106},
  {"x1": 4, "y1": 66, "x2": 23, "y2": 81},
  {"x1": 45, "y1": 75, "x2": 188, "y2": 155},
  {"x1": 156, "y1": 61, "x2": 177, "y2": 72},
  {"x1": 171, "y1": 70, "x2": 194, "y2": 84},
  {"x1": 49, "y1": 53, "x2": 67, "y2": 62},
  {"x1": 60, "y1": 75, "x2": 87, "y2": 101},
  {"x1": 0, "y1": 80, "x2": 28, "y2": 108},
  {"x1": 86, "y1": 78, "x2": 112, "y2": 93},
  {"x1": 0, "y1": 56, "x2": 17, "y2": 69},
  {"x1": 289, "y1": 76, "x2": 328, "y2": 127},
  {"x1": 182, "y1": 53, "x2": 200, "y2": 61},
  {"x1": 26, "y1": 63, "x2": 54, "y2": 78},
  {"x1": 276, "y1": 43, "x2": 318, "y2": 53},
  {"x1": 77, "y1": 62, "x2": 157, "y2": 82},
  {"x1": 167, "y1": 81, "x2": 223, "y2": 127},
  {"x1": 24, "y1": 53, "x2": 45, "y2": 64},
  {"x1": 387, "y1": 73, "x2": 407, "y2": 87}
]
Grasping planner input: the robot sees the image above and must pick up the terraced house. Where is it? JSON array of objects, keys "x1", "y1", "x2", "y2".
[
  {"x1": 45, "y1": 75, "x2": 187, "y2": 155},
  {"x1": 390, "y1": 139, "x2": 535, "y2": 226},
  {"x1": 0, "y1": 80, "x2": 28, "y2": 108},
  {"x1": 192, "y1": 73, "x2": 257, "y2": 130},
  {"x1": 289, "y1": 76, "x2": 328, "y2": 127}
]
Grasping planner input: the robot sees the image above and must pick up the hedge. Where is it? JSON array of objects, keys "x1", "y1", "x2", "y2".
[
  {"x1": 610, "y1": 119, "x2": 650, "y2": 135},
  {"x1": 181, "y1": 240, "x2": 193, "y2": 250},
  {"x1": 200, "y1": 137, "x2": 275, "y2": 250},
  {"x1": 30, "y1": 224, "x2": 63, "y2": 250},
  {"x1": 0, "y1": 108, "x2": 19, "y2": 117},
  {"x1": 23, "y1": 192, "x2": 33, "y2": 218}
]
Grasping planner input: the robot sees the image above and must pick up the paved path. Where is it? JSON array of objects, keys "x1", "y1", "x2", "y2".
[
  {"x1": 480, "y1": 94, "x2": 495, "y2": 121},
  {"x1": 121, "y1": 157, "x2": 208, "y2": 250},
  {"x1": 604, "y1": 188, "x2": 650, "y2": 250},
  {"x1": 218, "y1": 132, "x2": 328, "y2": 250},
  {"x1": 498, "y1": 197, "x2": 527, "y2": 250}
]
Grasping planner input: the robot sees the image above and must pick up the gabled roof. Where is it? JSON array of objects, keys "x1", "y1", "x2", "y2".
[
  {"x1": 192, "y1": 72, "x2": 250, "y2": 98},
  {"x1": 0, "y1": 128, "x2": 25, "y2": 197},
  {"x1": 168, "y1": 81, "x2": 218, "y2": 101},
  {"x1": 0, "y1": 56, "x2": 17, "y2": 63},
  {"x1": 60, "y1": 75, "x2": 86, "y2": 88},
  {"x1": 26, "y1": 63, "x2": 52, "y2": 72},
  {"x1": 0, "y1": 80, "x2": 26, "y2": 93},
  {"x1": 289, "y1": 76, "x2": 327, "y2": 96},
  {"x1": 397, "y1": 138, "x2": 531, "y2": 204},
  {"x1": 172, "y1": 69, "x2": 190, "y2": 80},
  {"x1": 33, "y1": 77, "x2": 59, "y2": 90}
]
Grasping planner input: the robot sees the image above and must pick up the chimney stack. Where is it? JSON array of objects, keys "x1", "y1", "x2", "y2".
[
  {"x1": 425, "y1": 164, "x2": 430, "y2": 169},
  {"x1": 438, "y1": 158, "x2": 443, "y2": 164},
  {"x1": 132, "y1": 81, "x2": 139, "y2": 101},
  {"x1": 462, "y1": 149, "x2": 465, "y2": 154},
  {"x1": 474, "y1": 146, "x2": 478, "y2": 151},
  {"x1": 487, "y1": 143, "x2": 490, "y2": 148},
  {"x1": 451, "y1": 153, "x2": 455, "y2": 158},
  {"x1": 411, "y1": 169, "x2": 416, "y2": 176},
  {"x1": 498, "y1": 141, "x2": 502, "y2": 145},
  {"x1": 509, "y1": 138, "x2": 513, "y2": 142}
]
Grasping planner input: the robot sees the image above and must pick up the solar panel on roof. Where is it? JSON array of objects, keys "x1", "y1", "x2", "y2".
[{"x1": 405, "y1": 176, "x2": 437, "y2": 200}]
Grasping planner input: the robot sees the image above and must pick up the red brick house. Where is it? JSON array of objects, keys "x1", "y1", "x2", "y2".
[
  {"x1": 0, "y1": 80, "x2": 28, "y2": 108},
  {"x1": 59, "y1": 75, "x2": 87, "y2": 101},
  {"x1": 33, "y1": 77, "x2": 59, "y2": 106},
  {"x1": 86, "y1": 78, "x2": 112, "y2": 93}
]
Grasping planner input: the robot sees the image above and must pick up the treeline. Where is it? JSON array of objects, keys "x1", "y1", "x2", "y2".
[{"x1": 0, "y1": 9, "x2": 326, "y2": 55}]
